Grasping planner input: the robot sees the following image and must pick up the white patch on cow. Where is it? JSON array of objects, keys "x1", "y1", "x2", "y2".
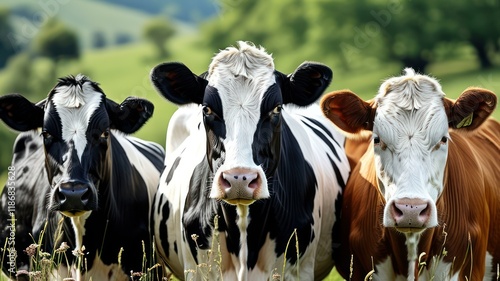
[
  {"x1": 484, "y1": 252, "x2": 495, "y2": 281},
  {"x1": 235, "y1": 205, "x2": 249, "y2": 281},
  {"x1": 84, "y1": 253, "x2": 129, "y2": 281},
  {"x1": 52, "y1": 76, "x2": 103, "y2": 162},
  {"x1": 69, "y1": 211, "x2": 91, "y2": 281},
  {"x1": 417, "y1": 258, "x2": 461, "y2": 281},
  {"x1": 70, "y1": 211, "x2": 91, "y2": 251},
  {"x1": 374, "y1": 68, "x2": 449, "y2": 229},
  {"x1": 113, "y1": 132, "x2": 164, "y2": 204},
  {"x1": 152, "y1": 115, "x2": 208, "y2": 278},
  {"x1": 164, "y1": 103, "x2": 200, "y2": 155},
  {"x1": 374, "y1": 257, "x2": 405, "y2": 281},
  {"x1": 55, "y1": 253, "x2": 128, "y2": 281},
  {"x1": 374, "y1": 249, "x2": 467, "y2": 280}
]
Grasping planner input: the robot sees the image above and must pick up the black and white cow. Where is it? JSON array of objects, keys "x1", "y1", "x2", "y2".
[
  {"x1": 150, "y1": 41, "x2": 350, "y2": 280},
  {"x1": 0, "y1": 75, "x2": 164, "y2": 280}
]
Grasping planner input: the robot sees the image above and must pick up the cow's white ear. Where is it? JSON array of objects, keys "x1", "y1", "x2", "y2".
[
  {"x1": 0, "y1": 94, "x2": 44, "y2": 131},
  {"x1": 277, "y1": 62, "x2": 332, "y2": 106},
  {"x1": 445, "y1": 87, "x2": 497, "y2": 131},
  {"x1": 150, "y1": 62, "x2": 207, "y2": 105},
  {"x1": 320, "y1": 90, "x2": 375, "y2": 134},
  {"x1": 105, "y1": 97, "x2": 154, "y2": 134}
]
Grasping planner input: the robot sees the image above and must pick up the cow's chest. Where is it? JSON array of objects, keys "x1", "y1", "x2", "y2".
[{"x1": 374, "y1": 256, "x2": 460, "y2": 281}]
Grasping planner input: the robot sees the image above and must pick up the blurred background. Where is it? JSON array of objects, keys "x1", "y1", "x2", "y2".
[{"x1": 0, "y1": 0, "x2": 499, "y2": 278}]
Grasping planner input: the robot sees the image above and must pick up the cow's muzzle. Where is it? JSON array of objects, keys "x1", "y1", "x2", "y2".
[
  {"x1": 55, "y1": 180, "x2": 95, "y2": 216},
  {"x1": 211, "y1": 167, "x2": 269, "y2": 205}
]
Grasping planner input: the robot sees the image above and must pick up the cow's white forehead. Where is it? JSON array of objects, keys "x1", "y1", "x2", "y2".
[
  {"x1": 376, "y1": 68, "x2": 445, "y2": 111},
  {"x1": 52, "y1": 75, "x2": 104, "y2": 162},
  {"x1": 374, "y1": 68, "x2": 449, "y2": 146},
  {"x1": 207, "y1": 41, "x2": 276, "y2": 96}
]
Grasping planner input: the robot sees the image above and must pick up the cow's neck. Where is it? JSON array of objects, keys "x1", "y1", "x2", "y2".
[{"x1": 236, "y1": 204, "x2": 249, "y2": 281}]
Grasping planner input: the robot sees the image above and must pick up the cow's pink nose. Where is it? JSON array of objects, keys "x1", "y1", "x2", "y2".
[
  {"x1": 391, "y1": 198, "x2": 430, "y2": 228},
  {"x1": 218, "y1": 168, "x2": 263, "y2": 204}
]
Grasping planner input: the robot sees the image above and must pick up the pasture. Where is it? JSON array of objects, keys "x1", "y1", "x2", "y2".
[{"x1": 0, "y1": 33, "x2": 499, "y2": 281}]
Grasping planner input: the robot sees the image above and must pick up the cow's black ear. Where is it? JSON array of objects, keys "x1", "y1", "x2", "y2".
[
  {"x1": 0, "y1": 94, "x2": 45, "y2": 131},
  {"x1": 105, "y1": 97, "x2": 154, "y2": 134},
  {"x1": 277, "y1": 62, "x2": 333, "y2": 106},
  {"x1": 150, "y1": 62, "x2": 207, "y2": 105}
]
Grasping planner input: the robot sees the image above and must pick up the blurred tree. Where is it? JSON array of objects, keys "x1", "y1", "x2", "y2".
[
  {"x1": 203, "y1": 0, "x2": 499, "y2": 72},
  {"x1": 438, "y1": 0, "x2": 500, "y2": 69},
  {"x1": 115, "y1": 32, "x2": 133, "y2": 45},
  {"x1": 142, "y1": 18, "x2": 175, "y2": 58},
  {"x1": 0, "y1": 53, "x2": 32, "y2": 97},
  {"x1": 92, "y1": 31, "x2": 107, "y2": 49},
  {"x1": 202, "y1": 0, "x2": 312, "y2": 70},
  {"x1": 33, "y1": 19, "x2": 80, "y2": 62},
  {"x1": 0, "y1": 7, "x2": 17, "y2": 69}
]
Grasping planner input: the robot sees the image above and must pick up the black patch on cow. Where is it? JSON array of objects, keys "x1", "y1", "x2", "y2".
[
  {"x1": 182, "y1": 160, "x2": 218, "y2": 263},
  {"x1": 302, "y1": 118, "x2": 341, "y2": 162},
  {"x1": 203, "y1": 86, "x2": 224, "y2": 120},
  {"x1": 252, "y1": 83, "x2": 283, "y2": 177},
  {"x1": 159, "y1": 199, "x2": 171, "y2": 258},
  {"x1": 157, "y1": 193, "x2": 165, "y2": 214},
  {"x1": 203, "y1": 87, "x2": 226, "y2": 172},
  {"x1": 246, "y1": 120, "x2": 318, "y2": 269},
  {"x1": 166, "y1": 156, "x2": 182, "y2": 185},
  {"x1": 328, "y1": 154, "x2": 346, "y2": 254},
  {"x1": 126, "y1": 138, "x2": 165, "y2": 172}
]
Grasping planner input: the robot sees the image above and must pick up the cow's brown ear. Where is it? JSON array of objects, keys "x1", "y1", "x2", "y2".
[
  {"x1": 445, "y1": 87, "x2": 497, "y2": 131},
  {"x1": 320, "y1": 90, "x2": 375, "y2": 134}
]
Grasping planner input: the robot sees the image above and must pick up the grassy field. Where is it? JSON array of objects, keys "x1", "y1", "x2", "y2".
[{"x1": 1, "y1": 34, "x2": 499, "y2": 280}]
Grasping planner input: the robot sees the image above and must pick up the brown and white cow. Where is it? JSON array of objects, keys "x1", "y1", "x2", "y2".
[{"x1": 321, "y1": 68, "x2": 500, "y2": 280}]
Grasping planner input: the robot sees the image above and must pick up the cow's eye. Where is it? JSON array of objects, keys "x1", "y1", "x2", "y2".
[
  {"x1": 42, "y1": 131, "x2": 53, "y2": 146},
  {"x1": 101, "y1": 130, "x2": 109, "y2": 139},
  {"x1": 99, "y1": 130, "x2": 110, "y2": 144},
  {"x1": 203, "y1": 106, "x2": 212, "y2": 115},
  {"x1": 273, "y1": 105, "x2": 282, "y2": 114},
  {"x1": 373, "y1": 136, "x2": 380, "y2": 144},
  {"x1": 440, "y1": 136, "x2": 448, "y2": 144}
]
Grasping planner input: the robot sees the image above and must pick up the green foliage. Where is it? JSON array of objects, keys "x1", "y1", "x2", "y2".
[
  {"x1": 0, "y1": 7, "x2": 17, "y2": 68},
  {"x1": 142, "y1": 18, "x2": 175, "y2": 58},
  {"x1": 33, "y1": 19, "x2": 80, "y2": 62},
  {"x1": 202, "y1": 0, "x2": 500, "y2": 72}
]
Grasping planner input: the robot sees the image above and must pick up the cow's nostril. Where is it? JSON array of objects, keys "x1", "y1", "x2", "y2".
[
  {"x1": 249, "y1": 178, "x2": 258, "y2": 189},
  {"x1": 419, "y1": 205, "x2": 430, "y2": 220},
  {"x1": 81, "y1": 189, "x2": 91, "y2": 204},
  {"x1": 57, "y1": 190, "x2": 66, "y2": 203},
  {"x1": 222, "y1": 177, "x2": 231, "y2": 188},
  {"x1": 392, "y1": 203, "x2": 403, "y2": 218}
]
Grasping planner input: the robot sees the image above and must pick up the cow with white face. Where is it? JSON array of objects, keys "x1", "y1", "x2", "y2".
[
  {"x1": 150, "y1": 41, "x2": 350, "y2": 280},
  {"x1": 321, "y1": 68, "x2": 500, "y2": 280},
  {"x1": 0, "y1": 75, "x2": 164, "y2": 280}
]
